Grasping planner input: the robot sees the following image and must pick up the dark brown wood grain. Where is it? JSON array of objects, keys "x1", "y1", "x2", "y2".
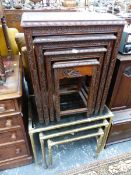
[
  {"x1": 24, "y1": 28, "x2": 44, "y2": 123},
  {"x1": 107, "y1": 54, "x2": 131, "y2": 111},
  {"x1": 34, "y1": 46, "x2": 49, "y2": 124},
  {"x1": 100, "y1": 28, "x2": 124, "y2": 113},
  {"x1": 106, "y1": 54, "x2": 131, "y2": 145}
]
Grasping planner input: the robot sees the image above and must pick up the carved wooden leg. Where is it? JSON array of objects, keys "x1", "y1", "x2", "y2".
[
  {"x1": 100, "y1": 59, "x2": 117, "y2": 113},
  {"x1": 88, "y1": 66, "x2": 98, "y2": 115},
  {"x1": 95, "y1": 42, "x2": 113, "y2": 114},
  {"x1": 92, "y1": 55, "x2": 103, "y2": 113},
  {"x1": 24, "y1": 30, "x2": 44, "y2": 123},
  {"x1": 45, "y1": 59, "x2": 55, "y2": 122},
  {"x1": 35, "y1": 46, "x2": 49, "y2": 124},
  {"x1": 54, "y1": 68, "x2": 61, "y2": 121},
  {"x1": 100, "y1": 29, "x2": 123, "y2": 113}
]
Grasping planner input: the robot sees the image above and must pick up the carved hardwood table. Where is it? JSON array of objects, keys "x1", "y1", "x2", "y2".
[{"x1": 21, "y1": 12, "x2": 125, "y2": 124}]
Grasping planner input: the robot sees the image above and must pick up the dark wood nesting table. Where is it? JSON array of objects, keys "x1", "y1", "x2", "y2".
[{"x1": 21, "y1": 12, "x2": 125, "y2": 124}]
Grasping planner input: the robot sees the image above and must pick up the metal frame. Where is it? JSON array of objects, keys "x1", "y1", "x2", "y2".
[
  {"x1": 28, "y1": 106, "x2": 113, "y2": 167},
  {"x1": 47, "y1": 128, "x2": 104, "y2": 166}
]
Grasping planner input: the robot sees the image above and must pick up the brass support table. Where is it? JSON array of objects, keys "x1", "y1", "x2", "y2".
[{"x1": 28, "y1": 106, "x2": 113, "y2": 167}]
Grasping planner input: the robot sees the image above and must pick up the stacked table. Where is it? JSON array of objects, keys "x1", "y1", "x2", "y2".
[
  {"x1": 28, "y1": 106, "x2": 113, "y2": 167},
  {"x1": 21, "y1": 12, "x2": 124, "y2": 125}
]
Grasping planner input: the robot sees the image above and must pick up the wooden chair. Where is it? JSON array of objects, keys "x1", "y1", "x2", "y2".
[{"x1": 53, "y1": 59, "x2": 100, "y2": 121}]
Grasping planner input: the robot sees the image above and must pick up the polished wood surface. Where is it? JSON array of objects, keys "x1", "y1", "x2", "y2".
[
  {"x1": 106, "y1": 54, "x2": 131, "y2": 145},
  {"x1": 107, "y1": 54, "x2": 131, "y2": 111}
]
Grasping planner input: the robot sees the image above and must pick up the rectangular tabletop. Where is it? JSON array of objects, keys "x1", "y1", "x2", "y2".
[{"x1": 21, "y1": 12, "x2": 125, "y2": 27}]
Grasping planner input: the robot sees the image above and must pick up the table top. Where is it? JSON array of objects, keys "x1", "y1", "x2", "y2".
[
  {"x1": 29, "y1": 105, "x2": 113, "y2": 131},
  {"x1": 113, "y1": 109, "x2": 131, "y2": 124},
  {"x1": 117, "y1": 53, "x2": 131, "y2": 61},
  {"x1": 33, "y1": 34, "x2": 116, "y2": 43},
  {"x1": 21, "y1": 12, "x2": 125, "y2": 27}
]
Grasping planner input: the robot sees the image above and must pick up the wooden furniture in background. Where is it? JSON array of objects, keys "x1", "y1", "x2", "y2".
[
  {"x1": 0, "y1": 56, "x2": 32, "y2": 170},
  {"x1": 4, "y1": 10, "x2": 24, "y2": 32},
  {"x1": 107, "y1": 109, "x2": 131, "y2": 145},
  {"x1": 21, "y1": 12, "x2": 124, "y2": 124},
  {"x1": 107, "y1": 54, "x2": 131, "y2": 111},
  {"x1": 4, "y1": 9, "x2": 77, "y2": 32},
  {"x1": 106, "y1": 54, "x2": 131, "y2": 145}
]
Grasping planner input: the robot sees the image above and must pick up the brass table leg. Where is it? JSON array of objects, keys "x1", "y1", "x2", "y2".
[
  {"x1": 96, "y1": 119, "x2": 109, "y2": 156},
  {"x1": 100, "y1": 117, "x2": 112, "y2": 150},
  {"x1": 29, "y1": 132, "x2": 38, "y2": 164},
  {"x1": 48, "y1": 139, "x2": 53, "y2": 166},
  {"x1": 47, "y1": 129, "x2": 104, "y2": 166},
  {"x1": 39, "y1": 133, "x2": 48, "y2": 167},
  {"x1": 28, "y1": 107, "x2": 113, "y2": 167},
  {"x1": 96, "y1": 131, "x2": 104, "y2": 157}
]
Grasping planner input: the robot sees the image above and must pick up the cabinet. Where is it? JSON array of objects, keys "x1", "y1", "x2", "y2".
[
  {"x1": 0, "y1": 56, "x2": 32, "y2": 170},
  {"x1": 107, "y1": 109, "x2": 131, "y2": 145},
  {"x1": 107, "y1": 54, "x2": 131, "y2": 111},
  {"x1": 107, "y1": 54, "x2": 131, "y2": 145}
]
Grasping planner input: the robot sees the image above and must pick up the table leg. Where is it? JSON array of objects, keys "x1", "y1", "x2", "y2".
[
  {"x1": 47, "y1": 139, "x2": 53, "y2": 166},
  {"x1": 39, "y1": 133, "x2": 48, "y2": 167},
  {"x1": 29, "y1": 133, "x2": 38, "y2": 164}
]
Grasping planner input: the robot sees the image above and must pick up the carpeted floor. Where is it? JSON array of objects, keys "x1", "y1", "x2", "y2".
[{"x1": 61, "y1": 152, "x2": 131, "y2": 175}]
